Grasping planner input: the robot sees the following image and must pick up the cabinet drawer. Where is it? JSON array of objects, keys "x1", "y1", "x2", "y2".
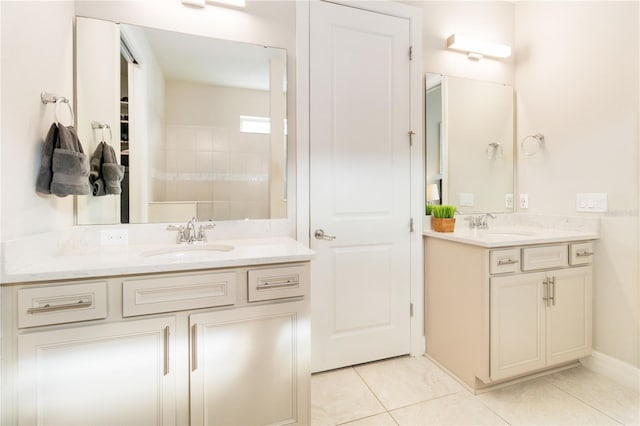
[
  {"x1": 122, "y1": 271, "x2": 236, "y2": 317},
  {"x1": 490, "y1": 249, "x2": 521, "y2": 274},
  {"x1": 570, "y1": 242, "x2": 594, "y2": 266},
  {"x1": 248, "y1": 264, "x2": 308, "y2": 302},
  {"x1": 522, "y1": 245, "x2": 568, "y2": 271},
  {"x1": 18, "y1": 281, "x2": 107, "y2": 328}
]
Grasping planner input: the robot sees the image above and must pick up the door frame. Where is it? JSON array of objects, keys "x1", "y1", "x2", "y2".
[{"x1": 296, "y1": 0, "x2": 425, "y2": 356}]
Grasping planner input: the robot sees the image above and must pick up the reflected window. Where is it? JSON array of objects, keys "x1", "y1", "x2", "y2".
[{"x1": 240, "y1": 115, "x2": 270, "y2": 134}]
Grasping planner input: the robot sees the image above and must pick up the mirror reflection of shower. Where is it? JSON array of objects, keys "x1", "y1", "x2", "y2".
[{"x1": 75, "y1": 17, "x2": 289, "y2": 225}]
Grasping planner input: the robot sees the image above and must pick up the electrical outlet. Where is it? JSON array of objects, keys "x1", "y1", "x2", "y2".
[
  {"x1": 519, "y1": 194, "x2": 529, "y2": 209},
  {"x1": 505, "y1": 193, "x2": 514, "y2": 209},
  {"x1": 100, "y1": 229, "x2": 129, "y2": 246}
]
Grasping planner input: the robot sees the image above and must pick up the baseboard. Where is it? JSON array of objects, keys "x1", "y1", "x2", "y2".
[{"x1": 580, "y1": 351, "x2": 640, "y2": 390}]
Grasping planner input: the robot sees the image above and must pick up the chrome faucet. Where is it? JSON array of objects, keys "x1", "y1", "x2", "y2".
[
  {"x1": 186, "y1": 217, "x2": 197, "y2": 243},
  {"x1": 167, "y1": 217, "x2": 216, "y2": 244},
  {"x1": 465, "y1": 213, "x2": 496, "y2": 229}
]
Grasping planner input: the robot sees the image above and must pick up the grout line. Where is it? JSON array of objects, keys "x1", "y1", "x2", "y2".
[
  {"x1": 543, "y1": 375, "x2": 625, "y2": 425},
  {"x1": 472, "y1": 393, "x2": 513, "y2": 426},
  {"x1": 352, "y1": 366, "x2": 395, "y2": 417}
]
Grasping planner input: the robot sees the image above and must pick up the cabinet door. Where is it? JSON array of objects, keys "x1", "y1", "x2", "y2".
[
  {"x1": 546, "y1": 266, "x2": 592, "y2": 365},
  {"x1": 190, "y1": 301, "x2": 309, "y2": 426},
  {"x1": 18, "y1": 317, "x2": 176, "y2": 426},
  {"x1": 490, "y1": 272, "x2": 547, "y2": 380}
]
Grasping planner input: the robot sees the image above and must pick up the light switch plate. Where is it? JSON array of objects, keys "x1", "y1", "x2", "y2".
[
  {"x1": 459, "y1": 193, "x2": 474, "y2": 207},
  {"x1": 576, "y1": 193, "x2": 608, "y2": 212}
]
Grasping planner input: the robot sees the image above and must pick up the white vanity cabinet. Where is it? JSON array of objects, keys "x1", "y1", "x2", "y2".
[
  {"x1": 190, "y1": 300, "x2": 306, "y2": 426},
  {"x1": 425, "y1": 237, "x2": 594, "y2": 390},
  {"x1": 490, "y1": 265, "x2": 592, "y2": 381},
  {"x1": 2, "y1": 261, "x2": 310, "y2": 426},
  {"x1": 17, "y1": 317, "x2": 176, "y2": 426}
]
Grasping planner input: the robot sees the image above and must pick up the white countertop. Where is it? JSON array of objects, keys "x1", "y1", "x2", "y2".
[
  {"x1": 423, "y1": 226, "x2": 599, "y2": 248},
  {"x1": 2, "y1": 237, "x2": 314, "y2": 284}
]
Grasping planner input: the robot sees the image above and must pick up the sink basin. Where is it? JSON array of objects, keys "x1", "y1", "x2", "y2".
[{"x1": 140, "y1": 244, "x2": 234, "y2": 260}]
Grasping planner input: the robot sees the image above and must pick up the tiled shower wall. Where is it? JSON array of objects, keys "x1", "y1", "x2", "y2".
[{"x1": 161, "y1": 123, "x2": 270, "y2": 220}]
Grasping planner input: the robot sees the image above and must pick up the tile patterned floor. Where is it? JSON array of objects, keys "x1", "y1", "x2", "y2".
[{"x1": 311, "y1": 356, "x2": 640, "y2": 426}]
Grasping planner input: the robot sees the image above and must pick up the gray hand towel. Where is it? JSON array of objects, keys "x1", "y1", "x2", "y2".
[
  {"x1": 50, "y1": 125, "x2": 91, "y2": 197},
  {"x1": 101, "y1": 142, "x2": 124, "y2": 195},
  {"x1": 35, "y1": 123, "x2": 59, "y2": 194},
  {"x1": 89, "y1": 141, "x2": 107, "y2": 196}
]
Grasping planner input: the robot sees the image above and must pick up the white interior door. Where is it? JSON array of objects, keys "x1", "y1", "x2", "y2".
[{"x1": 310, "y1": 1, "x2": 412, "y2": 373}]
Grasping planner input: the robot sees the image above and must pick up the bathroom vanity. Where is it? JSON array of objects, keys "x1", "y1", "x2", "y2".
[
  {"x1": 1, "y1": 236, "x2": 312, "y2": 426},
  {"x1": 423, "y1": 219, "x2": 599, "y2": 391}
]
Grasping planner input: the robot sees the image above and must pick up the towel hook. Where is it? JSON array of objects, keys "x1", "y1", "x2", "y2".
[
  {"x1": 521, "y1": 133, "x2": 545, "y2": 156},
  {"x1": 54, "y1": 98, "x2": 75, "y2": 126},
  {"x1": 91, "y1": 121, "x2": 113, "y2": 145},
  {"x1": 41, "y1": 92, "x2": 74, "y2": 126},
  {"x1": 486, "y1": 142, "x2": 504, "y2": 160}
]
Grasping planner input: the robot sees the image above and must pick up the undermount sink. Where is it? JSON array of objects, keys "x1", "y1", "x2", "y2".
[{"x1": 140, "y1": 244, "x2": 234, "y2": 259}]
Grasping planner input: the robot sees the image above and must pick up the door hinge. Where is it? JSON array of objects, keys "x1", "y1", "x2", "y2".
[
  {"x1": 410, "y1": 218, "x2": 414, "y2": 233},
  {"x1": 409, "y1": 46, "x2": 413, "y2": 61},
  {"x1": 408, "y1": 130, "x2": 415, "y2": 146},
  {"x1": 410, "y1": 303, "x2": 414, "y2": 317}
]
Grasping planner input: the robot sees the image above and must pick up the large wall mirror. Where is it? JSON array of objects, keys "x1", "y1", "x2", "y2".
[
  {"x1": 425, "y1": 73, "x2": 514, "y2": 214},
  {"x1": 75, "y1": 17, "x2": 288, "y2": 225}
]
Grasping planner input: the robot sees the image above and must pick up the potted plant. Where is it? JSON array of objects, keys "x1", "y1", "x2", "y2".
[{"x1": 431, "y1": 205, "x2": 457, "y2": 232}]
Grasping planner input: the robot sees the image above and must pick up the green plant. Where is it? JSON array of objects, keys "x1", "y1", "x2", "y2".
[
  {"x1": 425, "y1": 204, "x2": 434, "y2": 216},
  {"x1": 431, "y1": 205, "x2": 457, "y2": 219}
]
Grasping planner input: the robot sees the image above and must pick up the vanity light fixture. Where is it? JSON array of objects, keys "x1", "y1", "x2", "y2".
[{"x1": 446, "y1": 34, "x2": 511, "y2": 60}]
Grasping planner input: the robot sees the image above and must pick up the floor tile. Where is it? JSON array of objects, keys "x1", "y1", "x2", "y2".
[
  {"x1": 354, "y1": 356, "x2": 463, "y2": 410},
  {"x1": 545, "y1": 366, "x2": 640, "y2": 426},
  {"x1": 341, "y1": 412, "x2": 398, "y2": 426},
  {"x1": 478, "y1": 377, "x2": 620, "y2": 425},
  {"x1": 311, "y1": 367, "x2": 385, "y2": 426},
  {"x1": 390, "y1": 392, "x2": 508, "y2": 425}
]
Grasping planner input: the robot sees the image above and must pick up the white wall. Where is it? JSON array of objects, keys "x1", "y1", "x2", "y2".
[
  {"x1": 406, "y1": 0, "x2": 515, "y2": 85},
  {"x1": 515, "y1": 1, "x2": 639, "y2": 368},
  {"x1": 0, "y1": 2, "x2": 76, "y2": 241}
]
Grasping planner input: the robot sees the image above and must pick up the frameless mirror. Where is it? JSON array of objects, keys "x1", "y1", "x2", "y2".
[
  {"x1": 75, "y1": 17, "x2": 288, "y2": 225},
  {"x1": 425, "y1": 73, "x2": 514, "y2": 214}
]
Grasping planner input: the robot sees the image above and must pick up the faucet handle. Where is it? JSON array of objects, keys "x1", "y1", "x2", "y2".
[
  {"x1": 167, "y1": 224, "x2": 188, "y2": 243},
  {"x1": 197, "y1": 222, "x2": 216, "y2": 243}
]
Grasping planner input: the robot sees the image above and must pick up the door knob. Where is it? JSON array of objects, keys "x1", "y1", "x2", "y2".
[{"x1": 314, "y1": 229, "x2": 336, "y2": 240}]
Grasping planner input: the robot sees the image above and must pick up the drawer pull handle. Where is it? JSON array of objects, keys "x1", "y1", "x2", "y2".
[
  {"x1": 576, "y1": 251, "x2": 594, "y2": 257},
  {"x1": 27, "y1": 300, "x2": 92, "y2": 314},
  {"x1": 164, "y1": 326, "x2": 170, "y2": 376},
  {"x1": 550, "y1": 276, "x2": 556, "y2": 306},
  {"x1": 191, "y1": 324, "x2": 198, "y2": 371},
  {"x1": 258, "y1": 278, "x2": 299, "y2": 290},
  {"x1": 543, "y1": 277, "x2": 550, "y2": 307},
  {"x1": 497, "y1": 259, "x2": 519, "y2": 265}
]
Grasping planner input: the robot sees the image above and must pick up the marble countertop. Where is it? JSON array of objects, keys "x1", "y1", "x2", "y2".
[
  {"x1": 423, "y1": 226, "x2": 599, "y2": 248},
  {"x1": 2, "y1": 237, "x2": 314, "y2": 284}
]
